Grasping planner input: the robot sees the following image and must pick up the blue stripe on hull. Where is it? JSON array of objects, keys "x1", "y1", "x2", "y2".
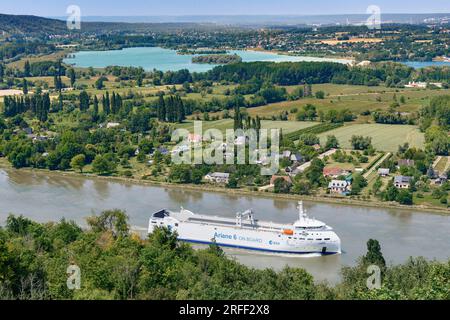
[{"x1": 178, "y1": 238, "x2": 339, "y2": 256}]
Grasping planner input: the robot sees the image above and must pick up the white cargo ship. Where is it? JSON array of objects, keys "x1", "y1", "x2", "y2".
[{"x1": 148, "y1": 202, "x2": 341, "y2": 255}]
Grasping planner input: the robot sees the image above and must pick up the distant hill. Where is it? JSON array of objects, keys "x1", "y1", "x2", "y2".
[
  {"x1": 0, "y1": 14, "x2": 67, "y2": 35},
  {"x1": 0, "y1": 13, "x2": 231, "y2": 36}
]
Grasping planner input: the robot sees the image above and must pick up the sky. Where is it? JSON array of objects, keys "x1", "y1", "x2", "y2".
[{"x1": 1, "y1": 0, "x2": 450, "y2": 17}]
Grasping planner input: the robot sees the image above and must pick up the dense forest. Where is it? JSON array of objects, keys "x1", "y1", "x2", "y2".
[{"x1": 0, "y1": 213, "x2": 448, "y2": 300}]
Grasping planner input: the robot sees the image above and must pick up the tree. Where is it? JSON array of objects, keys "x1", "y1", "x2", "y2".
[
  {"x1": 227, "y1": 175, "x2": 238, "y2": 189},
  {"x1": 351, "y1": 135, "x2": 372, "y2": 151},
  {"x1": 396, "y1": 190, "x2": 413, "y2": 205},
  {"x1": 383, "y1": 181, "x2": 399, "y2": 201},
  {"x1": 305, "y1": 158, "x2": 325, "y2": 186},
  {"x1": 70, "y1": 154, "x2": 86, "y2": 173},
  {"x1": 24, "y1": 60, "x2": 31, "y2": 77},
  {"x1": 274, "y1": 178, "x2": 291, "y2": 194},
  {"x1": 79, "y1": 91, "x2": 90, "y2": 111},
  {"x1": 92, "y1": 155, "x2": 117, "y2": 175},
  {"x1": 325, "y1": 135, "x2": 339, "y2": 149},
  {"x1": 67, "y1": 68, "x2": 76, "y2": 87},
  {"x1": 86, "y1": 209, "x2": 129, "y2": 239},
  {"x1": 93, "y1": 95, "x2": 99, "y2": 120},
  {"x1": 315, "y1": 90, "x2": 325, "y2": 99},
  {"x1": 362, "y1": 239, "x2": 386, "y2": 268},
  {"x1": 22, "y1": 79, "x2": 28, "y2": 95},
  {"x1": 351, "y1": 174, "x2": 368, "y2": 195},
  {"x1": 95, "y1": 77, "x2": 106, "y2": 90}
]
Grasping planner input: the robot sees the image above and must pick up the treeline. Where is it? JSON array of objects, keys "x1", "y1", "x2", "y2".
[
  {"x1": 0, "y1": 214, "x2": 448, "y2": 300},
  {"x1": 156, "y1": 95, "x2": 188, "y2": 123},
  {"x1": 203, "y1": 61, "x2": 348, "y2": 85},
  {"x1": 3, "y1": 93, "x2": 51, "y2": 122},
  {"x1": 372, "y1": 111, "x2": 411, "y2": 125},
  {"x1": 0, "y1": 41, "x2": 55, "y2": 61},
  {"x1": 192, "y1": 54, "x2": 242, "y2": 65}
]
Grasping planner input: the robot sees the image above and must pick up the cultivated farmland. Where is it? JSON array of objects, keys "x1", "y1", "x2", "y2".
[{"x1": 318, "y1": 124, "x2": 425, "y2": 152}]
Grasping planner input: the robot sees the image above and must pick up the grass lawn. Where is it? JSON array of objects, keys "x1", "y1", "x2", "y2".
[
  {"x1": 318, "y1": 124, "x2": 425, "y2": 152},
  {"x1": 414, "y1": 193, "x2": 449, "y2": 209},
  {"x1": 176, "y1": 120, "x2": 317, "y2": 134}
]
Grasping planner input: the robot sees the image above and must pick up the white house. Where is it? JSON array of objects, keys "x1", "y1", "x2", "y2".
[
  {"x1": 328, "y1": 180, "x2": 352, "y2": 195},
  {"x1": 394, "y1": 176, "x2": 412, "y2": 189}
]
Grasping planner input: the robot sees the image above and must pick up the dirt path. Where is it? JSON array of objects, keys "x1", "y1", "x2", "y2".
[{"x1": 363, "y1": 152, "x2": 392, "y2": 179}]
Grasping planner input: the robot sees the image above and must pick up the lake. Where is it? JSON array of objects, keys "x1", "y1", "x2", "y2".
[
  {"x1": 403, "y1": 61, "x2": 450, "y2": 69},
  {"x1": 1, "y1": 168, "x2": 449, "y2": 283},
  {"x1": 63, "y1": 47, "x2": 353, "y2": 72}
]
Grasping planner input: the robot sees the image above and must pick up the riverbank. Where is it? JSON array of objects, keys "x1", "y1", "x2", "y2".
[{"x1": 1, "y1": 160, "x2": 448, "y2": 215}]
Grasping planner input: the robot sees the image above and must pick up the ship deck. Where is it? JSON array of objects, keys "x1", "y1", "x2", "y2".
[{"x1": 172, "y1": 212, "x2": 289, "y2": 233}]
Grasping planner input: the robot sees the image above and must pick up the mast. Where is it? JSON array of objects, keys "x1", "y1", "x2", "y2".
[{"x1": 298, "y1": 201, "x2": 308, "y2": 223}]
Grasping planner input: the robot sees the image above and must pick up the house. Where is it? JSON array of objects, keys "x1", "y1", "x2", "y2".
[
  {"x1": 323, "y1": 167, "x2": 351, "y2": 179},
  {"x1": 23, "y1": 127, "x2": 33, "y2": 135},
  {"x1": 394, "y1": 176, "x2": 412, "y2": 189},
  {"x1": 281, "y1": 150, "x2": 292, "y2": 159},
  {"x1": 205, "y1": 172, "x2": 230, "y2": 184},
  {"x1": 434, "y1": 174, "x2": 448, "y2": 186},
  {"x1": 154, "y1": 146, "x2": 169, "y2": 156},
  {"x1": 290, "y1": 153, "x2": 304, "y2": 163},
  {"x1": 378, "y1": 168, "x2": 390, "y2": 177},
  {"x1": 328, "y1": 180, "x2": 352, "y2": 195},
  {"x1": 398, "y1": 159, "x2": 415, "y2": 168},
  {"x1": 312, "y1": 144, "x2": 322, "y2": 151},
  {"x1": 270, "y1": 175, "x2": 293, "y2": 186},
  {"x1": 106, "y1": 122, "x2": 121, "y2": 129},
  {"x1": 405, "y1": 81, "x2": 427, "y2": 89},
  {"x1": 188, "y1": 133, "x2": 202, "y2": 144}
]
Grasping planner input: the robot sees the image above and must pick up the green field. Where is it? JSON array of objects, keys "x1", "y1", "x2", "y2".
[
  {"x1": 247, "y1": 84, "x2": 450, "y2": 122},
  {"x1": 318, "y1": 124, "x2": 425, "y2": 152},
  {"x1": 176, "y1": 120, "x2": 318, "y2": 134}
]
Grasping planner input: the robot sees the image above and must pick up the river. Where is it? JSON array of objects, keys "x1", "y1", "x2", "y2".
[{"x1": 1, "y1": 168, "x2": 449, "y2": 283}]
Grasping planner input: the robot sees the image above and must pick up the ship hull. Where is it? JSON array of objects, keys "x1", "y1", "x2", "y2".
[{"x1": 150, "y1": 220, "x2": 341, "y2": 256}]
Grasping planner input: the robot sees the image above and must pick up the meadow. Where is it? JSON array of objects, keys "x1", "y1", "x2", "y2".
[{"x1": 318, "y1": 123, "x2": 425, "y2": 152}]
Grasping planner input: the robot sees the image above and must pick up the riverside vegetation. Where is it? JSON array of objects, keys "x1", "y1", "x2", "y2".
[{"x1": 0, "y1": 212, "x2": 448, "y2": 300}]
